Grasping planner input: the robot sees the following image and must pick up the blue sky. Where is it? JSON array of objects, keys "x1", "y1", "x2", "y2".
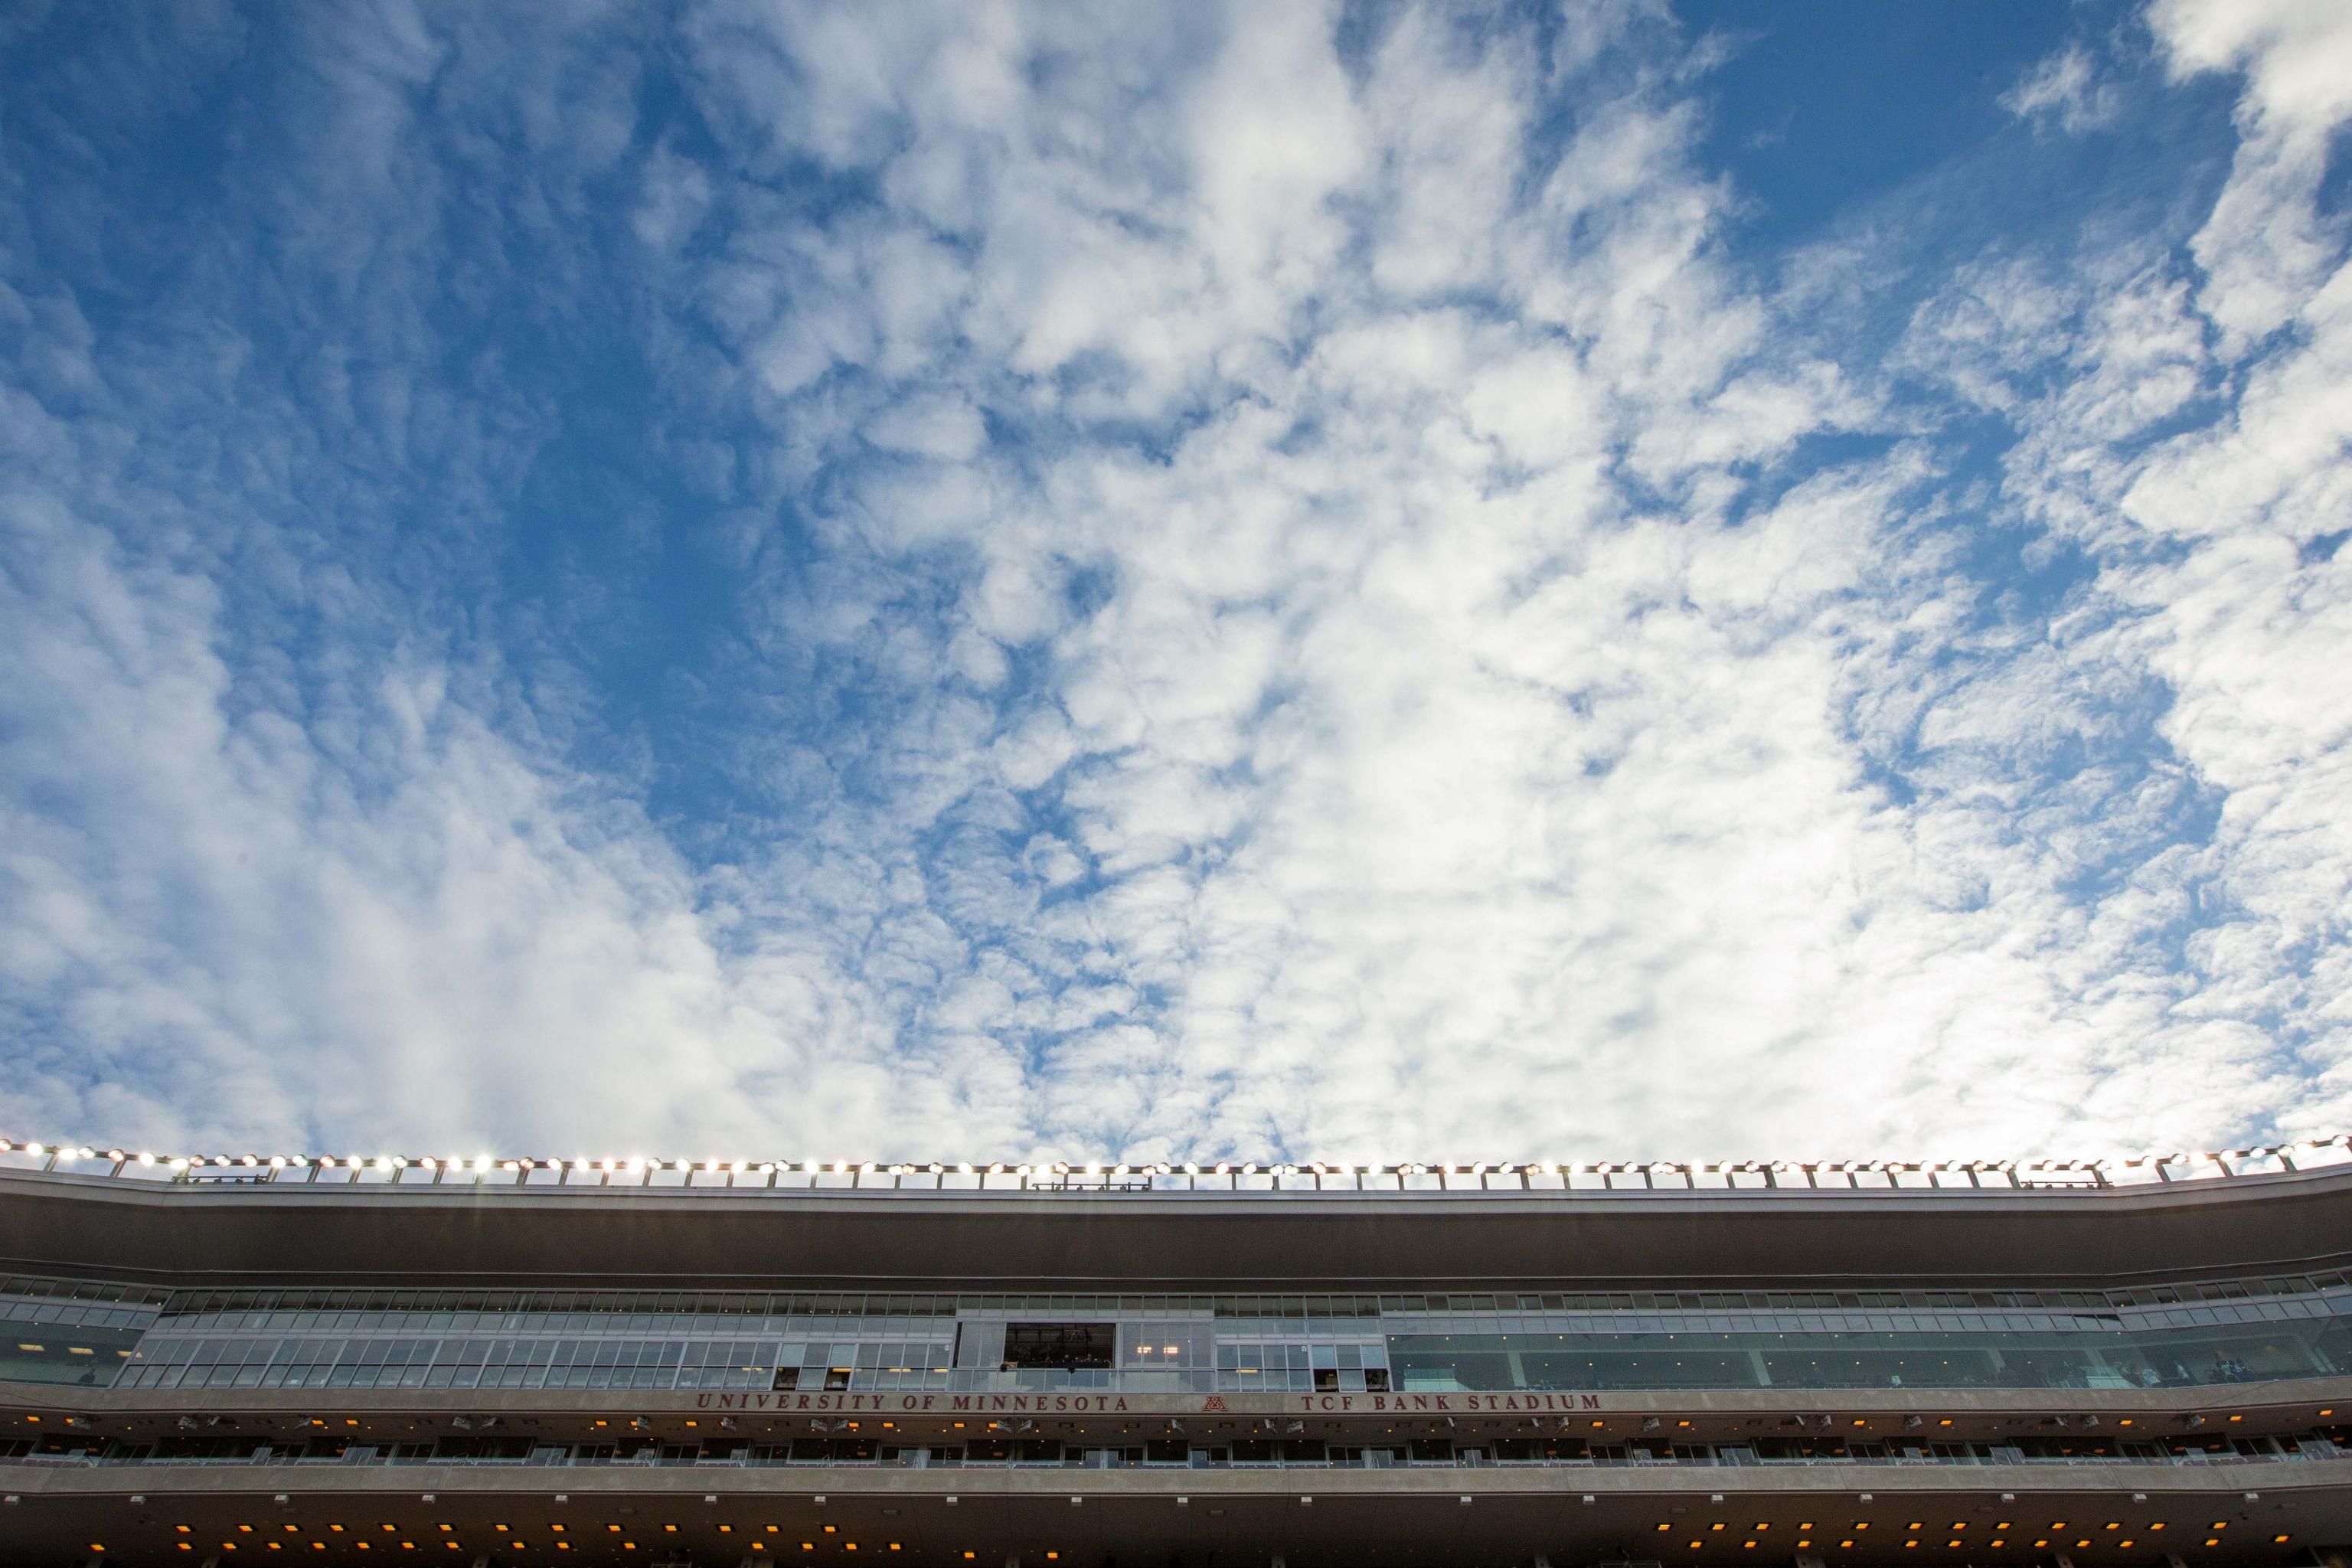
[{"x1": 2, "y1": 0, "x2": 2347, "y2": 1165}]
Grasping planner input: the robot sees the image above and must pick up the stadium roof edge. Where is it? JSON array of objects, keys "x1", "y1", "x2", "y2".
[{"x1": 9, "y1": 1155, "x2": 2352, "y2": 1293}]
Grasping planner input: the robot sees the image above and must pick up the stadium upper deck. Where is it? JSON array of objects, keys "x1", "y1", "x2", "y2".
[{"x1": 5, "y1": 1136, "x2": 2351, "y2": 1568}]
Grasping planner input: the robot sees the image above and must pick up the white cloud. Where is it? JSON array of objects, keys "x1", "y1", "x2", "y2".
[
  {"x1": 2, "y1": 0, "x2": 2347, "y2": 1168},
  {"x1": 2001, "y1": 45, "x2": 2120, "y2": 134},
  {"x1": 2151, "y1": 0, "x2": 2352, "y2": 348}
]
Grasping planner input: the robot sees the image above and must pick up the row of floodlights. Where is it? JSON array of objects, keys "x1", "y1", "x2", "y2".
[{"x1": 2, "y1": 1135, "x2": 2345, "y2": 1182}]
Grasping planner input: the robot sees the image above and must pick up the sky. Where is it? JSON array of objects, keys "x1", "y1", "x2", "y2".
[{"x1": 1, "y1": 0, "x2": 2348, "y2": 1167}]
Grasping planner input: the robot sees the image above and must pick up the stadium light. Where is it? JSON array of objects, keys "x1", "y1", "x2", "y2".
[{"x1": 5, "y1": 1132, "x2": 2345, "y2": 1197}]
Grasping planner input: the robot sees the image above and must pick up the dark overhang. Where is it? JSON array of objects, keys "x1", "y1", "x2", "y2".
[{"x1": 5, "y1": 1162, "x2": 2352, "y2": 1292}]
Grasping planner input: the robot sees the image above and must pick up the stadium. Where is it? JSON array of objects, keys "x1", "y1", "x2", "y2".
[{"x1": 4, "y1": 1138, "x2": 2351, "y2": 1568}]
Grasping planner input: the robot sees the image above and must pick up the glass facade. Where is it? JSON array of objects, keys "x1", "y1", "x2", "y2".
[
  {"x1": 10, "y1": 1268, "x2": 2346, "y2": 1398},
  {"x1": 0, "y1": 1282, "x2": 164, "y2": 1388},
  {"x1": 1386, "y1": 1320, "x2": 2352, "y2": 1394}
]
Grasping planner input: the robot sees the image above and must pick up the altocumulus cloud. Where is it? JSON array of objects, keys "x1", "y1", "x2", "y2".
[{"x1": 0, "y1": 0, "x2": 2346, "y2": 1163}]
